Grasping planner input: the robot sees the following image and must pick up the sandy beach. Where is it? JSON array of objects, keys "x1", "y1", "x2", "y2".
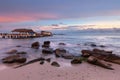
[{"x1": 0, "y1": 59, "x2": 120, "y2": 80}]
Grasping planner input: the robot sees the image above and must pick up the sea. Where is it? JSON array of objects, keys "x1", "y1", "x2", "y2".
[{"x1": 0, "y1": 29, "x2": 120, "y2": 67}]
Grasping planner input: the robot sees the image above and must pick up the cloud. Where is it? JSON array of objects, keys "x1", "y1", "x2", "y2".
[{"x1": 0, "y1": 13, "x2": 58, "y2": 23}]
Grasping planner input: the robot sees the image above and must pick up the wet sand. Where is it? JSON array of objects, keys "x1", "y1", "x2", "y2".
[{"x1": 0, "y1": 60, "x2": 120, "y2": 80}]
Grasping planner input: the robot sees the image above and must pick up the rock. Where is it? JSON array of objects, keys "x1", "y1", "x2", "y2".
[
  {"x1": 82, "y1": 49, "x2": 120, "y2": 65},
  {"x1": 15, "y1": 58, "x2": 26, "y2": 63},
  {"x1": 93, "y1": 49, "x2": 112, "y2": 54},
  {"x1": 87, "y1": 56, "x2": 114, "y2": 70},
  {"x1": 81, "y1": 50, "x2": 91, "y2": 57},
  {"x1": 81, "y1": 50, "x2": 92, "y2": 57},
  {"x1": 91, "y1": 44, "x2": 97, "y2": 47},
  {"x1": 59, "y1": 43, "x2": 66, "y2": 45},
  {"x1": 62, "y1": 54, "x2": 74, "y2": 59},
  {"x1": 2, "y1": 54, "x2": 26, "y2": 63},
  {"x1": 46, "y1": 58, "x2": 51, "y2": 63},
  {"x1": 39, "y1": 57, "x2": 45, "y2": 61},
  {"x1": 6, "y1": 49, "x2": 17, "y2": 54},
  {"x1": 84, "y1": 42, "x2": 96, "y2": 47},
  {"x1": 51, "y1": 61, "x2": 60, "y2": 67},
  {"x1": 42, "y1": 41, "x2": 50, "y2": 48},
  {"x1": 15, "y1": 57, "x2": 45, "y2": 68},
  {"x1": 42, "y1": 48, "x2": 53, "y2": 54},
  {"x1": 31, "y1": 42, "x2": 40, "y2": 49},
  {"x1": 71, "y1": 58, "x2": 82, "y2": 64},
  {"x1": 40, "y1": 61, "x2": 44, "y2": 65},
  {"x1": 54, "y1": 48, "x2": 66, "y2": 57},
  {"x1": 17, "y1": 51, "x2": 27, "y2": 54},
  {"x1": 99, "y1": 45, "x2": 106, "y2": 48},
  {"x1": 41, "y1": 31, "x2": 52, "y2": 36},
  {"x1": 16, "y1": 45, "x2": 22, "y2": 47}
]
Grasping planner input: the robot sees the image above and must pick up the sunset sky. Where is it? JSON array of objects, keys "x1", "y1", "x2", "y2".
[{"x1": 0, "y1": 0, "x2": 120, "y2": 31}]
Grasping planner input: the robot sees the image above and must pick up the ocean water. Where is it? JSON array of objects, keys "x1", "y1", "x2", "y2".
[{"x1": 0, "y1": 30, "x2": 120, "y2": 63}]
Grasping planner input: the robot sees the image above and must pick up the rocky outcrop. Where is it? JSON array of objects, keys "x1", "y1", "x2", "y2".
[
  {"x1": 2, "y1": 54, "x2": 26, "y2": 63},
  {"x1": 87, "y1": 56, "x2": 114, "y2": 70},
  {"x1": 31, "y1": 42, "x2": 40, "y2": 49},
  {"x1": 81, "y1": 49, "x2": 120, "y2": 63}
]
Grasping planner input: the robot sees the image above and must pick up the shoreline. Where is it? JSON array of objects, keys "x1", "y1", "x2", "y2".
[{"x1": 0, "y1": 60, "x2": 120, "y2": 80}]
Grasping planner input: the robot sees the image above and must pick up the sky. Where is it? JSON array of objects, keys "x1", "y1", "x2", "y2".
[{"x1": 0, "y1": 0, "x2": 120, "y2": 31}]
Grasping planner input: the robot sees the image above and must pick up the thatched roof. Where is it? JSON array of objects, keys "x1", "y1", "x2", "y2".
[{"x1": 12, "y1": 29, "x2": 35, "y2": 33}]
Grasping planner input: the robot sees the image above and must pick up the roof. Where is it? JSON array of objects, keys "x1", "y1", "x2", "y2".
[{"x1": 12, "y1": 29, "x2": 35, "y2": 33}]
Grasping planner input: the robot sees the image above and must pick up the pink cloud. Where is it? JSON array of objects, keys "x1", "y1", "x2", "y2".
[{"x1": 0, "y1": 13, "x2": 58, "y2": 22}]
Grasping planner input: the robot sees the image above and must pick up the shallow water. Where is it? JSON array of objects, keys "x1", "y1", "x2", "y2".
[{"x1": 0, "y1": 30, "x2": 120, "y2": 63}]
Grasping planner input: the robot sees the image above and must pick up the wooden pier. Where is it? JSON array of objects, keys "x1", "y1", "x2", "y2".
[
  {"x1": 0, "y1": 29, "x2": 52, "y2": 39},
  {"x1": 0, "y1": 33, "x2": 41, "y2": 39}
]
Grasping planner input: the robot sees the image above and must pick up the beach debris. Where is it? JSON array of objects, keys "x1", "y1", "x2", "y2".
[
  {"x1": 42, "y1": 41, "x2": 50, "y2": 48},
  {"x1": 51, "y1": 61, "x2": 60, "y2": 67},
  {"x1": 6, "y1": 49, "x2": 18, "y2": 54},
  {"x1": 2, "y1": 54, "x2": 26, "y2": 63},
  {"x1": 42, "y1": 48, "x2": 53, "y2": 54},
  {"x1": 71, "y1": 58, "x2": 82, "y2": 64},
  {"x1": 31, "y1": 41, "x2": 40, "y2": 49},
  {"x1": 87, "y1": 56, "x2": 114, "y2": 70},
  {"x1": 41, "y1": 31, "x2": 52, "y2": 37}
]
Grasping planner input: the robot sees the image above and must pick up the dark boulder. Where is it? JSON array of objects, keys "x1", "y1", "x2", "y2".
[
  {"x1": 54, "y1": 48, "x2": 66, "y2": 57},
  {"x1": 39, "y1": 57, "x2": 45, "y2": 61},
  {"x1": 62, "y1": 54, "x2": 74, "y2": 59},
  {"x1": 15, "y1": 58, "x2": 26, "y2": 63},
  {"x1": 2, "y1": 54, "x2": 26, "y2": 63},
  {"x1": 42, "y1": 41, "x2": 50, "y2": 48},
  {"x1": 99, "y1": 45, "x2": 106, "y2": 48},
  {"x1": 71, "y1": 58, "x2": 82, "y2": 64},
  {"x1": 42, "y1": 48, "x2": 53, "y2": 54},
  {"x1": 17, "y1": 51, "x2": 27, "y2": 54},
  {"x1": 16, "y1": 45, "x2": 22, "y2": 47},
  {"x1": 31, "y1": 42, "x2": 40, "y2": 49},
  {"x1": 81, "y1": 50, "x2": 92, "y2": 58},
  {"x1": 90, "y1": 44, "x2": 97, "y2": 47},
  {"x1": 59, "y1": 43, "x2": 66, "y2": 45},
  {"x1": 51, "y1": 61, "x2": 60, "y2": 67}
]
